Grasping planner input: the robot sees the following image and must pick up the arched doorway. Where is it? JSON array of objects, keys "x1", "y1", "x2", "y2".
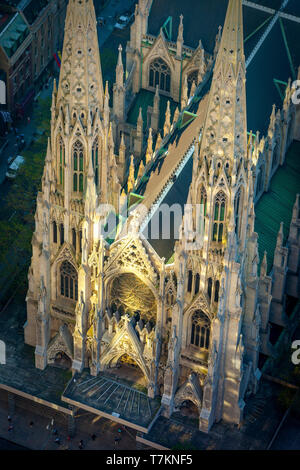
[
  {"x1": 53, "y1": 351, "x2": 72, "y2": 369},
  {"x1": 109, "y1": 272, "x2": 157, "y2": 323},
  {"x1": 106, "y1": 353, "x2": 148, "y2": 391},
  {"x1": 179, "y1": 399, "x2": 199, "y2": 419}
]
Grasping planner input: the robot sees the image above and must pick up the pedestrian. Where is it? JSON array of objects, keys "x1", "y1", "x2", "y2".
[
  {"x1": 52, "y1": 428, "x2": 58, "y2": 435},
  {"x1": 7, "y1": 415, "x2": 11, "y2": 422},
  {"x1": 78, "y1": 439, "x2": 84, "y2": 449},
  {"x1": 54, "y1": 437, "x2": 60, "y2": 445},
  {"x1": 27, "y1": 116, "x2": 30, "y2": 124},
  {"x1": 29, "y1": 421, "x2": 34, "y2": 427},
  {"x1": 114, "y1": 436, "x2": 121, "y2": 447},
  {"x1": 91, "y1": 433, "x2": 96, "y2": 441},
  {"x1": 8, "y1": 424, "x2": 13, "y2": 432}
]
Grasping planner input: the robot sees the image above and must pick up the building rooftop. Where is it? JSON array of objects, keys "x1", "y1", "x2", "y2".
[{"x1": 0, "y1": 11, "x2": 29, "y2": 58}]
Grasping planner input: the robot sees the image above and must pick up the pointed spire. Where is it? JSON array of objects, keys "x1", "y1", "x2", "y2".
[
  {"x1": 173, "y1": 106, "x2": 179, "y2": 124},
  {"x1": 181, "y1": 74, "x2": 188, "y2": 110},
  {"x1": 151, "y1": 85, "x2": 160, "y2": 131},
  {"x1": 276, "y1": 222, "x2": 284, "y2": 248},
  {"x1": 155, "y1": 132, "x2": 162, "y2": 152},
  {"x1": 292, "y1": 194, "x2": 299, "y2": 221},
  {"x1": 145, "y1": 127, "x2": 153, "y2": 164},
  {"x1": 190, "y1": 80, "x2": 196, "y2": 98},
  {"x1": 138, "y1": 159, "x2": 145, "y2": 179},
  {"x1": 197, "y1": 0, "x2": 247, "y2": 164},
  {"x1": 163, "y1": 100, "x2": 171, "y2": 137},
  {"x1": 127, "y1": 155, "x2": 135, "y2": 193},
  {"x1": 116, "y1": 44, "x2": 124, "y2": 87},
  {"x1": 260, "y1": 251, "x2": 268, "y2": 278},
  {"x1": 176, "y1": 14, "x2": 184, "y2": 58},
  {"x1": 56, "y1": 0, "x2": 104, "y2": 113}
]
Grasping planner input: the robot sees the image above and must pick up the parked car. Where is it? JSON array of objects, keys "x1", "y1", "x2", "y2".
[{"x1": 6, "y1": 155, "x2": 24, "y2": 179}]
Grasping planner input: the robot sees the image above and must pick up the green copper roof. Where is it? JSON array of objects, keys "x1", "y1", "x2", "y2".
[
  {"x1": 127, "y1": 89, "x2": 178, "y2": 131},
  {"x1": 255, "y1": 141, "x2": 300, "y2": 274}
]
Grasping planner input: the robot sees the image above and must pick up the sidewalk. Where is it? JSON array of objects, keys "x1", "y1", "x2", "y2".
[{"x1": 0, "y1": 391, "x2": 137, "y2": 450}]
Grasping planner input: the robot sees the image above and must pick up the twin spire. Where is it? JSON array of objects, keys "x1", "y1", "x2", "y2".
[
  {"x1": 198, "y1": 0, "x2": 247, "y2": 166},
  {"x1": 56, "y1": 0, "x2": 104, "y2": 113}
]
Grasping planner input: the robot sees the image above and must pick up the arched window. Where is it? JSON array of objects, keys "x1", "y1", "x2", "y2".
[
  {"x1": 53, "y1": 221, "x2": 57, "y2": 243},
  {"x1": 191, "y1": 310, "x2": 210, "y2": 350},
  {"x1": 59, "y1": 223, "x2": 64, "y2": 245},
  {"x1": 212, "y1": 191, "x2": 226, "y2": 242},
  {"x1": 187, "y1": 270, "x2": 193, "y2": 292},
  {"x1": 207, "y1": 277, "x2": 212, "y2": 299},
  {"x1": 149, "y1": 58, "x2": 171, "y2": 92},
  {"x1": 214, "y1": 280, "x2": 220, "y2": 302},
  {"x1": 256, "y1": 165, "x2": 264, "y2": 196},
  {"x1": 72, "y1": 140, "x2": 84, "y2": 192},
  {"x1": 58, "y1": 137, "x2": 65, "y2": 187},
  {"x1": 272, "y1": 140, "x2": 280, "y2": 169},
  {"x1": 194, "y1": 273, "x2": 200, "y2": 295},
  {"x1": 60, "y1": 261, "x2": 78, "y2": 301},
  {"x1": 234, "y1": 186, "x2": 243, "y2": 237},
  {"x1": 187, "y1": 70, "x2": 198, "y2": 95},
  {"x1": 197, "y1": 185, "x2": 207, "y2": 233},
  {"x1": 72, "y1": 228, "x2": 76, "y2": 251},
  {"x1": 92, "y1": 138, "x2": 99, "y2": 186},
  {"x1": 79, "y1": 230, "x2": 82, "y2": 253}
]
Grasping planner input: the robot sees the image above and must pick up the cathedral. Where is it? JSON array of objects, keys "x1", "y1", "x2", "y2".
[{"x1": 24, "y1": 0, "x2": 300, "y2": 433}]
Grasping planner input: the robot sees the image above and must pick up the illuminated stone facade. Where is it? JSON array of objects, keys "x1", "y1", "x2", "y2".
[{"x1": 25, "y1": 0, "x2": 299, "y2": 433}]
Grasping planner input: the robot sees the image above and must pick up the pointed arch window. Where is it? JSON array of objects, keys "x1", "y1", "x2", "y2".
[
  {"x1": 58, "y1": 137, "x2": 65, "y2": 187},
  {"x1": 60, "y1": 261, "x2": 78, "y2": 301},
  {"x1": 187, "y1": 270, "x2": 193, "y2": 293},
  {"x1": 207, "y1": 277, "x2": 212, "y2": 299},
  {"x1": 59, "y1": 223, "x2": 64, "y2": 245},
  {"x1": 256, "y1": 165, "x2": 264, "y2": 196},
  {"x1": 194, "y1": 273, "x2": 200, "y2": 295},
  {"x1": 72, "y1": 228, "x2": 76, "y2": 251},
  {"x1": 214, "y1": 280, "x2": 220, "y2": 302},
  {"x1": 92, "y1": 138, "x2": 99, "y2": 186},
  {"x1": 212, "y1": 191, "x2": 226, "y2": 242},
  {"x1": 272, "y1": 140, "x2": 280, "y2": 170},
  {"x1": 234, "y1": 186, "x2": 243, "y2": 238},
  {"x1": 197, "y1": 185, "x2": 207, "y2": 233},
  {"x1": 191, "y1": 310, "x2": 210, "y2": 350},
  {"x1": 72, "y1": 140, "x2": 84, "y2": 192},
  {"x1": 53, "y1": 221, "x2": 57, "y2": 244},
  {"x1": 187, "y1": 70, "x2": 198, "y2": 95},
  {"x1": 149, "y1": 58, "x2": 171, "y2": 93}
]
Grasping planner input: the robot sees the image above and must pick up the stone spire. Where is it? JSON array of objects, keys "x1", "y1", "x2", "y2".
[
  {"x1": 155, "y1": 132, "x2": 162, "y2": 152},
  {"x1": 199, "y1": 0, "x2": 247, "y2": 164},
  {"x1": 145, "y1": 127, "x2": 153, "y2": 164},
  {"x1": 163, "y1": 100, "x2": 171, "y2": 137},
  {"x1": 56, "y1": 0, "x2": 104, "y2": 113},
  {"x1": 134, "y1": 107, "x2": 143, "y2": 157},
  {"x1": 260, "y1": 251, "x2": 268, "y2": 278},
  {"x1": 181, "y1": 74, "x2": 188, "y2": 110},
  {"x1": 113, "y1": 44, "x2": 125, "y2": 122},
  {"x1": 176, "y1": 14, "x2": 184, "y2": 58},
  {"x1": 151, "y1": 85, "x2": 160, "y2": 132},
  {"x1": 127, "y1": 155, "x2": 135, "y2": 193},
  {"x1": 138, "y1": 159, "x2": 145, "y2": 179},
  {"x1": 85, "y1": 149, "x2": 97, "y2": 218},
  {"x1": 292, "y1": 193, "x2": 299, "y2": 222}
]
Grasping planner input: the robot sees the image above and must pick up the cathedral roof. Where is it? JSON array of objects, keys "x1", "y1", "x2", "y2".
[{"x1": 147, "y1": 0, "x2": 300, "y2": 134}]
